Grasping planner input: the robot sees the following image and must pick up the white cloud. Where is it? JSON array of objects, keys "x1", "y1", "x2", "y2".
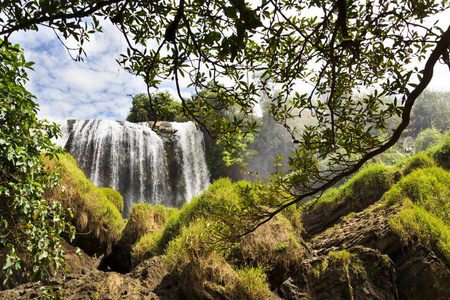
[{"x1": 10, "y1": 22, "x2": 148, "y2": 122}]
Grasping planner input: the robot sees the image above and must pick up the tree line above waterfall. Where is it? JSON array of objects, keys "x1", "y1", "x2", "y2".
[
  {"x1": 125, "y1": 87, "x2": 450, "y2": 181},
  {"x1": 1, "y1": 0, "x2": 450, "y2": 286}
]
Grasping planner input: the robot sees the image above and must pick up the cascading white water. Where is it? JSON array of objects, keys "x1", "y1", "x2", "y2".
[
  {"x1": 56, "y1": 120, "x2": 210, "y2": 216},
  {"x1": 171, "y1": 122, "x2": 210, "y2": 203}
]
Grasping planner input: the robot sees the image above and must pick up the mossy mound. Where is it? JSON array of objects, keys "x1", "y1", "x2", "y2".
[
  {"x1": 103, "y1": 203, "x2": 176, "y2": 273},
  {"x1": 145, "y1": 178, "x2": 245, "y2": 257},
  {"x1": 131, "y1": 178, "x2": 306, "y2": 296},
  {"x1": 302, "y1": 164, "x2": 394, "y2": 236},
  {"x1": 162, "y1": 221, "x2": 273, "y2": 299},
  {"x1": 99, "y1": 187, "x2": 124, "y2": 214},
  {"x1": 44, "y1": 153, "x2": 123, "y2": 255},
  {"x1": 384, "y1": 167, "x2": 450, "y2": 262},
  {"x1": 428, "y1": 132, "x2": 450, "y2": 170},
  {"x1": 401, "y1": 152, "x2": 435, "y2": 176}
]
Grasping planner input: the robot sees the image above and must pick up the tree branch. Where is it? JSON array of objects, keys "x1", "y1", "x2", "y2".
[{"x1": 232, "y1": 25, "x2": 450, "y2": 241}]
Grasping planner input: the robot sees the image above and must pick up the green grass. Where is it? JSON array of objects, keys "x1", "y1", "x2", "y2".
[
  {"x1": 129, "y1": 204, "x2": 177, "y2": 266},
  {"x1": 44, "y1": 153, "x2": 124, "y2": 252},
  {"x1": 100, "y1": 187, "x2": 124, "y2": 213},
  {"x1": 307, "y1": 163, "x2": 393, "y2": 212},
  {"x1": 234, "y1": 266, "x2": 271, "y2": 299},
  {"x1": 401, "y1": 152, "x2": 435, "y2": 176},
  {"x1": 384, "y1": 167, "x2": 450, "y2": 263},
  {"x1": 428, "y1": 131, "x2": 450, "y2": 170},
  {"x1": 153, "y1": 178, "x2": 244, "y2": 254}
]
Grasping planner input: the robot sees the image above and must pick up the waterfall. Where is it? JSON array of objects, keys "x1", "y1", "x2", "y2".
[{"x1": 56, "y1": 120, "x2": 210, "y2": 216}]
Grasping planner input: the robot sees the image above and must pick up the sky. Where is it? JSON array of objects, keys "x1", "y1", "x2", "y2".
[{"x1": 9, "y1": 12, "x2": 450, "y2": 122}]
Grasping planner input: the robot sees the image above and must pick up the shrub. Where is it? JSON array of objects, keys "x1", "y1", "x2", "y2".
[
  {"x1": 100, "y1": 188, "x2": 124, "y2": 213},
  {"x1": 0, "y1": 41, "x2": 73, "y2": 284},
  {"x1": 415, "y1": 127, "x2": 442, "y2": 153},
  {"x1": 44, "y1": 153, "x2": 123, "y2": 254}
]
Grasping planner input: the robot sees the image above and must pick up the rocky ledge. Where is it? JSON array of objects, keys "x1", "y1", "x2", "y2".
[{"x1": 2, "y1": 198, "x2": 449, "y2": 300}]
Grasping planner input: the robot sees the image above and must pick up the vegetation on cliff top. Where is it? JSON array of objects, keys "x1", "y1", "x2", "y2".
[
  {"x1": 386, "y1": 166, "x2": 450, "y2": 263},
  {"x1": 44, "y1": 153, "x2": 123, "y2": 255},
  {"x1": 130, "y1": 178, "x2": 305, "y2": 294}
]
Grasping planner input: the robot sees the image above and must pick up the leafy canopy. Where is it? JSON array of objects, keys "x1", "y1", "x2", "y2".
[
  {"x1": 0, "y1": 41, "x2": 74, "y2": 283},
  {"x1": 126, "y1": 91, "x2": 183, "y2": 123},
  {"x1": 1, "y1": 0, "x2": 450, "y2": 238}
]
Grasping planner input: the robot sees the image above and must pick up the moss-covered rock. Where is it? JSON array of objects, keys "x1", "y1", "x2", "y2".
[
  {"x1": 99, "y1": 187, "x2": 124, "y2": 214},
  {"x1": 302, "y1": 164, "x2": 394, "y2": 237},
  {"x1": 44, "y1": 153, "x2": 123, "y2": 255},
  {"x1": 103, "y1": 203, "x2": 176, "y2": 273}
]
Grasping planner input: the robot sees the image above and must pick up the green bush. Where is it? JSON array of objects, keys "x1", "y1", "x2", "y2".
[
  {"x1": 0, "y1": 41, "x2": 73, "y2": 283},
  {"x1": 126, "y1": 92, "x2": 183, "y2": 122},
  {"x1": 100, "y1": 188, "x2": 124, "y2": 213},
  {"x1": 415, "y1": 127, "x2": 442, "y2": 153}
]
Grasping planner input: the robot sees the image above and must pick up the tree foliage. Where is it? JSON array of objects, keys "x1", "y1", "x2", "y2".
[
  {"x1": 1, "y1": 0, "x2": 450, "y2": 239},
  {"x1": 415, "y1": 127, "x2": 442, "y2": 153},
  {"x1": 407, "y1": 90, "x2": 450, "y2": 137},
  {"x1": 0, "y1": 41, "x2": 74, "y2": 283},
  {"x1": 126, "y1": 91, "x2": 183, "y2": 123}
]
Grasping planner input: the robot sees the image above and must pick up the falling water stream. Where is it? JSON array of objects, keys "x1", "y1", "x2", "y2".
[{"x1": 56, "y1": 120, "x2": 210, "y2": 216}]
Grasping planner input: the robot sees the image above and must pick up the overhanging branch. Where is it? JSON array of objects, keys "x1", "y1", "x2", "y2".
[{"x1": 231, "y1": 25, "x2": 450, "y2": 241}]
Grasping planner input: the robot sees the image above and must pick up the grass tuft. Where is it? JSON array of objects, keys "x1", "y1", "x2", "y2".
[{"x1": 307, "y1": 163, "x2": 393, "y2": 212}]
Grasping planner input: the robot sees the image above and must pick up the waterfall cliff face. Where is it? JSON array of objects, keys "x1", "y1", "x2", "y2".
[{"x1": 57, "y1": 120, "x2": 210, "y2": 216}]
